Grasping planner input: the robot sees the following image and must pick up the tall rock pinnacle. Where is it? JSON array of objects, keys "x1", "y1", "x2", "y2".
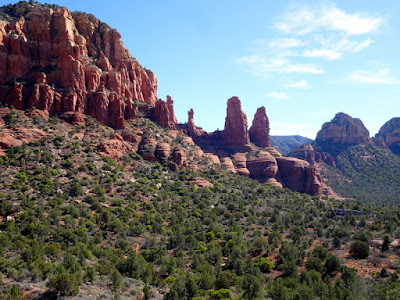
[
  {"x1": 221, "y1": 96, "x2": 251, "y2": 148},
  {"x1": 249, "y1": 106, "x2": 270, "y2": 148}
]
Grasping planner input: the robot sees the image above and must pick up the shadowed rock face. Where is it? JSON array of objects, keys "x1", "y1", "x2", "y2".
[
  {"x1": 316, "y1": 112, "x2": 370, "y2": 146},
  {"x1": 0, "y1": 2, "x2": 157, "y2": 128},
  {"x1": 376, "y1": 117, "x2": 400, "y2": 155},
  {"x1": 249, "y1": 106, "x2": 270, "y2": 148}
]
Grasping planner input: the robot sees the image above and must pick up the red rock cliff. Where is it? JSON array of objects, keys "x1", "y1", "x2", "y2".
[{"x1": 0, "y1": 2, "x2": 157, "y2": 128}]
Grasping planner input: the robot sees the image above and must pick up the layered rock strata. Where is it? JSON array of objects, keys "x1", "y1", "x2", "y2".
[{"x1": 0, "y1": 2, "x2": 157, "y2": 128}]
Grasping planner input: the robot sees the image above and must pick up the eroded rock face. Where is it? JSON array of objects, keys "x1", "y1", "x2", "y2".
[
  {"x1": 221, "y1": 96, "x2": 252, "y2": 150},
  {"x1": 173, "y1": 148, "x2": 187, "y2": 167},
  {"x1": 249, "y1": 106, "x2": 270, "y2": 148},
  {"x1": 0, "y1": 2, "x2": 157, "y2": 129},
  {"x1": 155, "y1": 143, "x2": 171, "y2": 160},
  {"x1": 186, "y1": 109, "x2": 206, "y2": 138},
  {"x1": 232, "y1": 153, "x2": 250, "y2": 176},
  {"x1": 376, "y1": 117, "x2": 400, "y2": 155},
  {"x1": 289, "y1": 144, "x2": 336, "y2": 167},
  {"x1": 276, "y1": 157, "x2": 322, "y2": 195},
  {"x1": 153, "y1": 96, "x2": 177, "y2": 130},
  {"x1": 246, "y1": 152, "x2": 281, "y2": 187},
  {"x1": 316, "y1": 112, "x2": 370, "y2": 145},
  {"x1": 190, "y1": 177, "x2": 213, "y2": 188}
]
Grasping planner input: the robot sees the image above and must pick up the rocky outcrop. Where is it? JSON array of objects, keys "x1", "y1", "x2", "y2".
[
  {"x1": 138, "y1": 137, "x2": 157, "y2": 162},
  {"x1": 289, "y1": 144, "x2": 336, "y2": 167},
  {"x1": 155, "y1": 143, "x2": 171, "y2": 160},
  {"x1": 99, "y1": 137, "x2": 135, "y2": 160},
  {"x1": 220, "y1": 157, "x2": 236, "y2": 173},
  {"x1": 190, "y1": 177, "x2": 213, "y2": 188},
  {"x1": 246, "y1": 152, "x2": 282, "y2": 188},
  {"x1": 376, "y1": 118, "x2": 400, "y2": 155},
  {"x1": 221, "y1": 97, "x2": 252, "y2": 151},
  {"x1": 0, "y1": 127, "x2": 51, "y2": 155},
  {"x1": 186, "y1": 109, "x2": 206, "y2": 138},
  {"x1": 276, "y1": 157, "x2": 322, "y2": 195},
  {"x1": 249, "y1": 106, "x2": 270, "y2": 148},
  {"x1": 0, "y1": 2, "x2": 157, "y2": 129},
  {"x1": 232, "y1": 153, "x2": 250, "y2": 176},
  {"x1": 173, "y1": 148, "x2": 187, "y2": 168},
  {"x1": 316, "y1": 112, "x2": 370, "y2": 146},
  {"x1": 153, "y1": 96, "x2": 177, "y2": 130}
]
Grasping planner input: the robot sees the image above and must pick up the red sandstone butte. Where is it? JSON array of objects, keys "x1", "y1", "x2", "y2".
[{"x1": 316, "y1": 112, "x2": 370, "y2": 145}]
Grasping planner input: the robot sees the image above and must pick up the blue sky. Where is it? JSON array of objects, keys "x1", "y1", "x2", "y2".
[{"x1": 6, "y1": 0, "x2": 400, "y2": 138}]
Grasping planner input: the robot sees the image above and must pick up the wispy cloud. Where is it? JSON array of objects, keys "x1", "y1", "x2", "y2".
[
  {"x1": 276, "y1": 3, "x2": 384, "y2": 36},
  {"x1": 237, "y1": 56, "x2": 324, "y2": 76},
  {"x1": 267, "y1": 92, "x2": 290, "y2": 100},
  {"x1": 267, "y1": 38, "x2": 307, "y2": 49},
  {"x1": 303, "y1": 49, "x2": 341, "y2": 60},
  {"x1": 347, "y1": 68, "x2": 400, "y2": 84},
  {"x1": 285, "y1": 80, "x2": 311, "y2": 89},
  {"x1": 237, "y1": 2, "x2": 383, "y2": 78}
]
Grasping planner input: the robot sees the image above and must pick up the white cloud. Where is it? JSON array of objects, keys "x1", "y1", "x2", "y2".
[
  {"x1": 267, "y1": 38, "x2": 306, "y2": 49},
  {"x1": 303, "y1": 49, "x2": 341, "y2": 60},
  {"x1": 237, "y1": 2, "x2": 382, "y2": 79},
  {"x1": 347, "y1": 68, "x2": 400, "y2": 84},
  {"x1": 285, "y1": 80, "x2": 311, "y2": 89},
  {"x1": 276, "y1": 3, "x2": 384, "y2": 36},
  {"x1": 237, "y1": 56, "x2": 324, "y2": 76},
  {"x1": 267, "y1": 92, "x2": 290, "y2": 100}
]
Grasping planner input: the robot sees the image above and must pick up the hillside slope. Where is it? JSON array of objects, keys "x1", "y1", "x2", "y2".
[{"x1": 270, "y1": 135, "x2": 313, "y2": 155}]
